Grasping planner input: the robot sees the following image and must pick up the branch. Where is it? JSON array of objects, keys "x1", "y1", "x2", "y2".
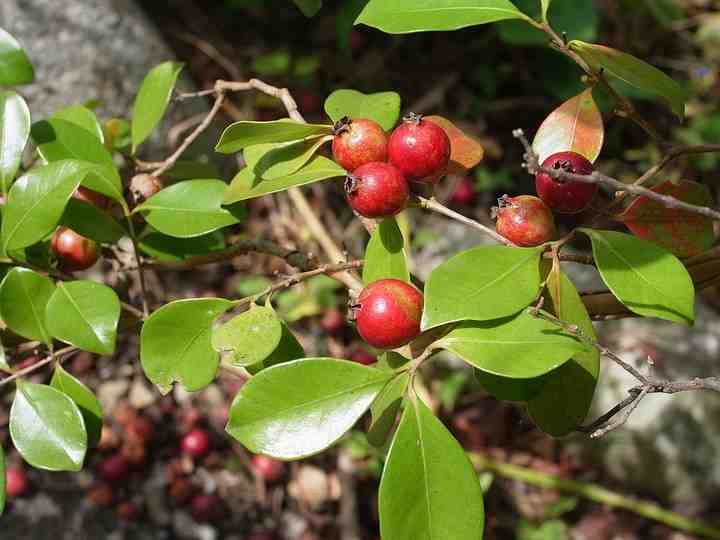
[
  {"x1": 0, "y1": 345, "x2": 78, "y2": 388},
  {"x1": 513, "y1": 129, "x2": 720, "y2": 222}
]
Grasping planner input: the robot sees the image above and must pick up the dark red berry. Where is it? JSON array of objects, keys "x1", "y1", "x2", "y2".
[
  {"x1": 332, "y1": 117, "x2": 388, "y2": 172},
  {"x1": 97, "y1": 454, "x2": 130, "y2": 483},
  {"x1": 321, "y1": 308, "x2": 346, "y2": 333},
  {"x1": 5, "y1": 467, "x2": 29, "y2": 498},
  {"x1": 450, "y1": 177, "x2": 476, "y2": 206},
  {"x1": 190, "y1": 494, "x2": 225, "y2": 522},
  {"x1": 494, "y1": 195, "x2": 556, "y2": 247},
  {"x1": 51, "y1": 227, "x2": 100, "y2": 271},
  {"x1": 129, "y1": 174, "x2": 162, "y2": 206},
  {"x1": 535, "y1": 151, "x2": 597, "y2": 214},
  {"x1": 353, "y1": 279, "x2": 423, "y2": 349},
  {"x1": 350, "y1": 349, "x2": 377, "y2": 366},
  {"x1": 388, "y1": 113, "x2": 450, "y2": 183},
  {"x1": 346, "y1": 162, "x2": 409, "y2": 218},
  {"x1": 181, "y1": 429, "x2": 211, "y2": 459},
  {"x1": 251, "y1": 454, "x2": 286, "y2": 483},
  {"x1": 73, "y1": 186, "x2": 111, "y2": 209}
]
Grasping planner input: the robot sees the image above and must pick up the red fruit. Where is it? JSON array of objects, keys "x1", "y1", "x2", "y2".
[
  {"x1": 96, "y1": 454, "x2": 130, "y2": 483},
  {"x1": 450, "y1": 177, "x2": 476, "y2": 206},
  {"x1": 353, "y1": 279, "x2": 423, "y2": 349},
  {"x1": 190, "y1": 494, "x2": 224, "y2": 522},
  {"x1": 494, "y1": 195, "x2": 556, "y2": 247},
  {"x1": 87, "y1": 483, "x2": 114, "y2": 507},
  {"x1": 388, "y1": 113, "x2": 450, "y2": 183},
  {"x1": 129, "y1": 174, "x2": 162, "y2": 206},
  {"x1": 350, "y1": 349, "x2": 377, "y2": 366},
  {"x1": 181, "y1": 429, "x2": 211, "y2": 459},
  {"x1": 251, "y1": 454, "x2": 286, "y2": 483},
  {"x1": 116, "y1": 501, "x2": 140, "y2": 521},
  {"x1": 321, "y1": 308, "x2": 345, "y2": 333},
  {"x1": 345, "y1": 162, "x2": 409, "y2": 218},
  {"x1": 332, "y1": 117, "x2": 388, "y2": 172},
  {"x1": 73, "y1": 186, "x2": 110, "y2": 209},
  {"x1": 535, "y1": 151, "x2": 597, "y2": 214},
  {"x1": 51, "y1": 227, "x2": 100, "y2": 271},
  {"x1": 5, "y1": 467, "x2": 29, "y2": 498}
]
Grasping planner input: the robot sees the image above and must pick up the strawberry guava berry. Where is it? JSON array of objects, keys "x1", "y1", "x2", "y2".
[
  {"x1": 494, "y1": 195, "x2": 556, "y2": 247},
  {"x1": 535, "y1": 151, "x2": 597, "y2": 214},
  {"x1": 332, "y1": 117, "x2": 388, "y2": 172},
  {"x1": 346, "y1": 162, "x2": 409, "y2": 218},
  {"x1": 388, "y1": 113, "x2": 450, "y2": 183}
]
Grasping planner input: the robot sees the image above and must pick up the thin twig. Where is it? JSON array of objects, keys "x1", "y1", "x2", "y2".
[
  {"x1": 0, "y1": 346, "x2": 78, "y2": 388},
  {"x1": 513, "y1": 129, "x2": 720, "y2": 222},
  {"x1": 124, "y1": 214, "x2": 150, "y2": 318}
]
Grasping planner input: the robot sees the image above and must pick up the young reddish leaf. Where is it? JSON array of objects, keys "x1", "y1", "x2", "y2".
[
  {"x1": 618, "y1": 179, "x2": 715, "y2": 257},
  {"x1": 424, "y1": 115, "x2": 484, "y2": 174},
  {"x1": 532, "y1": 88, "x2": 603, "y2": 164}
]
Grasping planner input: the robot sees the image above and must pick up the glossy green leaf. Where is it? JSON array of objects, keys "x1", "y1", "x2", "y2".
[
  {"x1": 379, "y1": 396, "x2": 484, "y2": 540},
  {"x1": 0, "y1": 444, "x2": 5, "y2": 515},
  {"x1": 475, "y1": 369, "x2": 546, "y2": 402},
  {"x1": 136, "y1": 179, "x2": 245, "y2": 238},
  {"x1": 0, "y1": 28, "x2": 34, "y2": 85},
  {"x1": 52, "y1": 105, "x2": 104, "y2": 142},
  {"x1": 30, "y1": 119, "x2": 123, "y2": 202},
  {"x1": 293, "y1": 0, "x2": 322, "y2": 16},
  {"x1": 324, "y1": 89, "x2": 401, "y2": 131},
  {"x1": 0, "y1": 91, "x2": 30, "y2": 194},
  {"x1": 363, "y1": 217, "x2": 410, "y2": 285},
  {"x1": 138, "y1": 230, "x2": 226, "y2": 261},
  {"x1": 367, "y1": 372, "x2": 408, "y2": 447},
  {"x1": 0, "y1": 267, "x2": 54, "y2": 343},
  {"x1": 45, "y1": 281, "x2": 121, "y2": 355},
  {"x1": 356, "y1": 0, "x2": 529, "y2": 34},
  {"x1": 140, "y1": 298, "x2": 232, "y2": 394},
  {"x1": 436, "y1": 311, "x2": 587, "y2": 378},
  {"x1": 224, "y1": 155, "x2": 345, "y2": 203},
  {"x1": 580, "y1": 228, "x2": 694, "y2": 324},
  {"x1": 60, "y1": 199, "x2": 126, "y2": 245},
  {"x1": 1, "y1": 160, "x2": 92, "y2": 251},
  {"x1": 245, "y1": 321, "x2": 305, "y2": 375},
  {"x1": 569, "y1": 41, "x2": 688, "y2": 117},
  {"x1": 246, "y1": 136, "x2": 331, "y2": 180},
  {"x1": 50, "y1": 364, "x2": 102, "y2": 448},
  {"x1": 497, "y1": 0, "x2": 597, "y2": 46},
  {"x1": 10, "y1": 382, "x2": 87, "y2": 471},
  {"x1": 131, "y1": 61, "x2": 184, "y2": 153},
  {"x1": 212, "y1": 305, "x2": 283, "y2": 366},
  {"x1": 226, "y1": 358, "x2": 392, "y2": 459},
  {"x1": 422, "y1": 246, "x2": 544, "y2": 330},
  {"x1": 215, "y1": 119, "x2": 332, "y2": 154}
]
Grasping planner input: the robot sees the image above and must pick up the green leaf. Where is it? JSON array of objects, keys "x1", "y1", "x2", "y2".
[
  {"x1": 215, "y1": 119, "x2": 332, "y2": 154},
  {"x1": 356, "y1": 0, "x2": 529, "y2": 34},
  {"x1": 1, "y1": 160, "x2": 92, "y2": 251},
  {"x1": 245, "y1": 321, "x2": 305, "y2": 374},
  {"x1": 0, "y1": 28, "x2": 34, "y2": 85},
  {"x1": 52, "y1": 105, "x2": 104, "y2": 142},
  {"x1": 246, "y1": 137, "x2": 332, "y2": 180},
  {"x1": 324, "y1": 89, "x2": 401, "y2": 131},
  {"x1": 422, "y1": 246, "x2": 544, "y2": 330},
  {"x1": 0, "y1": 267, "x2": 55, "y2": 343},
  {"x1": 226, "y1": 358, "x2": 392, "y2": 459},
  {"x1": 50, "y1": 364, "x2": 102, "y2": 448},
  {"x1": 379, "y1": 396, "x2": 484, "y2": 540},
  {"x1": 293, "y1": 0, "x2": 322, "y2": 16},
  {"x1": 475, "y1": 369, "x2": 546, "y2": 402},
  {"x1": 224, "y1": 155, "x2": 345, "y2": 203},
  {"x1": 138, "y1": 229, "x2": 226, "y2": 261},
  {"x1": 0, "y1": 91, "x2": 30, "y2": 194},
  {"x1": 0, "y1": 445, "x2": 5, "y2": 515},
  {"x1": 569, "y1": 41, "x2": 688, "y2": 117},
  {"x1": 140, "y1": 298, "x2": 232, "y2": 394},
  {"x1": 363, "y1": 217, "x2": 410, "y2": 285},
  {"x1": 528, "y1": 268, "x2": 599, "y2": 436},
  {"x1": 497, "y1": 0, "x2": 597, "y2": 46},
  {"x1": 131, "y1": 61, "x2": 184, "y2": 153},
  {"x1": 30, "y1": 119, "x2": 123, "y2": 203},
  {"x1": 580, "y1": 228, "x2": 694, "y2": 324},
  {"x1": 436, "y1": 311, "x2": 587, "y2": 378},
  {"x1": 60, "y1": 199, "x2": 126, "y2": 245},
  {"x1": 45, "y1": 281, "x2": 121, "y2": 355},
  {"x1": 212, "y1": 305, "x2": 283, "y2": 366},
  {"x1": 10, "y1": 382, "x2": 87, "y2": 471},
  {"x1": 135, "y1": 179, "x2": 245, "y2": 238},
  {"x1": 541, "y1": 0, "x2": 551, "y2": 19},
  {"x1": 367, "y1": 372, "x2": 408, "y2": 447}
]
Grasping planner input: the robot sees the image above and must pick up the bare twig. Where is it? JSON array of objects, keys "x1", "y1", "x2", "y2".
[
  {"x1": 513, "y1": 129, "x2": 720, "y2": 222},
  {"x1": 0, "y1": 346, "x2": 78, "y2": 388},
  {"x1": 124, "y1": 214, "x2": 150, "y2": 318}
]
